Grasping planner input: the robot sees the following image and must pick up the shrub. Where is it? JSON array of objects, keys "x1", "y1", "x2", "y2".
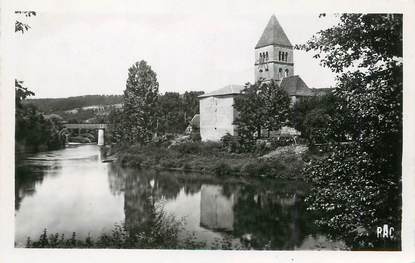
[
  {"x1": 120, "y1": 153, "x2": 143, "y2": 168},
  {"x1": 25, "y1": 206, "x2": 207, "y2": 249},
  {"x1": 191, "y1": 132, "x2": 201, "y2": 142},
  {"x1": 270, "y1": 136, "x2": 295, "y2": 148},
  {"x1": 213, "y1": 161, "x2": 235, "y2": 177},
  {"x1": 253, "y1": 140, "x2": 271, "y2": 155},
  {"x1": 171, "y1": 142, "x2": 202, "y2": 154},
  {"x1": 221, "y1": 133, "x2": 241, "y2": 153},
  {"x1": 182, "y1": 162, "x2": 192, "y2": 171}
]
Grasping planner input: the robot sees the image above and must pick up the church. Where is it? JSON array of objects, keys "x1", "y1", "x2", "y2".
[{"x1": 199, "y1": 15, "x2": 314, "y2": 142}]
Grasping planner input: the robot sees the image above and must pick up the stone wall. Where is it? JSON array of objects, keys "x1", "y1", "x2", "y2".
[
  {"x1": 254, "y1": 45, "x2": 294, "y2": 83},
  {"x1": 199, "y1": 95, "x2": 237, "y2": 141}
]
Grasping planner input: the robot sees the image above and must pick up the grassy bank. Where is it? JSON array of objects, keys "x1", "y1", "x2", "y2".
[{"x1": 116, "y1": 142, "x2": 306, "y2": 180}]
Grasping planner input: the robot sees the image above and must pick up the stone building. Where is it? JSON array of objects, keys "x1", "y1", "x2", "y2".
[
  {"x1": 199, "y1": 15, "x2": 315, "y2": 142},
  {"x1": 199, "y1": 85, "x2": 244, "y2": 142}
]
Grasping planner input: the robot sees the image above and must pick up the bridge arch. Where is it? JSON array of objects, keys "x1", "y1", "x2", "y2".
[{"x1": 63, "y1": 123, "x2": 108, "y2": 145}]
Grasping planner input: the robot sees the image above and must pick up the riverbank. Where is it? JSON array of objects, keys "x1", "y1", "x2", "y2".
[{"x1": 114, "y1": 142, "x2": 308, "y2": 180}]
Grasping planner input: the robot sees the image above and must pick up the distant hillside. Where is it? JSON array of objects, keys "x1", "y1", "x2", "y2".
[{"x1": 26, "y1": 95, "x2": 123, "y2": 114}]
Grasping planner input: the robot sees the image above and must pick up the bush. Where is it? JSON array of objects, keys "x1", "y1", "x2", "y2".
[
  {"x1": 120, "y1": 153, "x2": 143, "y2": 168},
  {"x1": 221, "y1": 133, "x2": 241, "y2": 153},
  {"x1": 240, "y1": 157, "x2": 302, "y2": 179},
  {"x1": 270, "y1": 136, "x2": 295, "y2": 148},
  {"x1": 171, "y1": 142, "x2": 202, "y2": 154},
  {"x1": 191, "y1": 132, "x2": 201, "y2": 142},
  {"x1": 253, "y1": 140, "x2": 271, "y2": 155},
  {"x1": 182, "y1": 162, "x2": 192, "y2": 171},
  {"x1": 26, "y1": 206, "x2": 207, "y2": 249},
  {"x1": 213, "y1": 161, "x2": 236, "y2": 177}
]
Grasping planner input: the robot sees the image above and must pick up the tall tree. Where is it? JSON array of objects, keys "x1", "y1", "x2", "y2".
[
  {"x1": 122, "y1": 60, "x2": 159, "y2": 144},
  {"x1": 234, "y1": 80, "x2": 291, "y2": 150},
  {"x1": 299, "y1": 14, "x2": 402, "y2": 249}
]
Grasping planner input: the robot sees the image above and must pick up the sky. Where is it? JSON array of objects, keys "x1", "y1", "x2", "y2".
[{"x1": 13, "y1": 6, "x2": 340, "y2": 98}]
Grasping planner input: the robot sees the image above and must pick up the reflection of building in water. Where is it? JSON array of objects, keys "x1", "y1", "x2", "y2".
[{"x1": 200, "y1": 185, "x2": 235, "y2": 231}]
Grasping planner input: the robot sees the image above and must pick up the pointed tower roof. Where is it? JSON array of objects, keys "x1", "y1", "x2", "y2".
[{"x1": 255, "y1": 15, "x2": 292, "y2": 49}]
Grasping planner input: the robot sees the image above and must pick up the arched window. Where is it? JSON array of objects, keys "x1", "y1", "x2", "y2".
[
  {"x1": 265, "y1": 52, "x2": 269, "y2": 61},
  {"x1": 279, "y1": 68, "x2": 283, "y2": 79},
  {"x1": 285, "y1": 69, "x2": 289, "y2": 77},
  {"x1": 279, "y1": 51, "x2": 281, "y2": 61},
  {"x1": 285, "y1": 52, "x2": 288, "y2": 61},
  {"x1": 259, "y1": 53, "x2": 263, "y2": 63}
]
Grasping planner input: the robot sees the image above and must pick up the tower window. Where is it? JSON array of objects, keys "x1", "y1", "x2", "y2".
[
  {"x1": 265, "y1": 52, "x2": 269, "y2": 61},
  {"x1": 279, "y1": 51, "x2": 281, "y2": 61},
  {"x1": 285, "y1": 52, "x2": 288, "y2": 62}
]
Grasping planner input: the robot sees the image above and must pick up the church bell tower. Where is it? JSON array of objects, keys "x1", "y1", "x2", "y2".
[{"x1": 254, "y1": 15, "x2": 294, "y2": 84}]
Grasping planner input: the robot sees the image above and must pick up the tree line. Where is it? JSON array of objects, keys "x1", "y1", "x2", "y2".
[{"x1": 27, "y1": 95, "x2": 124, "y2": 114}]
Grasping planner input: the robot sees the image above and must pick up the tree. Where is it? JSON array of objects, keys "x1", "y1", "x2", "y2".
[
  {"x1": 15, "y1": 11, "x2": 66, "y2": 152},
  {"x1": 157, "y1": 92, "x2": 183, "y2": 133},
  {"x1": 299, "y1": 14, "x2": 402, "y2": 249},
  {"x1": 234, "y1": 80, "x2": 291, "y2": 150},
  {"x1": 291, "y1": 92, "x2": 342, "y2": 145},
  {"x1": 155, "y1": 91, "x2": 204, "y2": 134},
  {"x1": 15, "y1": 11, "x2": 36, "y2": 33},
  {"x1": 122, "y1": 60, "x2": 159, "y2": 144},
  {"x1": 182, "y1": 91, "x2": 204, "y2": 123}
]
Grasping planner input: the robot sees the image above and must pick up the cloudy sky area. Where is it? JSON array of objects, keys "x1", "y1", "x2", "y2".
[{"x1": 14, "y1": 5, "x2": 340, "y2": 98}]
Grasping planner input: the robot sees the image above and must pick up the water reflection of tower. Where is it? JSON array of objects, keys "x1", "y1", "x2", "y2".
[{"x1": 200, "y1": 185, "x2": 235, "y2": 231}]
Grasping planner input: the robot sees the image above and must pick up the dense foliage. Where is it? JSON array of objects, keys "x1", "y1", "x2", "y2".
[
  {"x1": 116, "y1": 60, "x2": 159, "y2": 144},
  {"x1": 291, "y1": 92, "x2": 343, "y2": 145},
  {"x1": 27, "y1": 95, "x2": 123, "y2": 113},
  {"x1": 299, "y1": 14, "x2": 402, "y2": 249},
  {"x1": 16, "y1": 80, "x2": 66, "y2": 152},
  {"x1": 234, "y1": 80, "x2": 291, "y2": 151},
  {"x1": 157, "y1": 91, "x2": 203, "y2": 134}
]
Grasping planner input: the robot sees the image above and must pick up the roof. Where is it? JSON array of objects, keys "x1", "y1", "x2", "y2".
[
  {"x1": 311, "y1": 88, "x2": 335, "y2": 96},
  {"x1": 255, "y1": 15, "x2": 293, "y2": 49},
  {"x1": 198, "y1": 84, "x2": 245, "y2": 98},
  {"x1": 280, "y1": 75, "x2": 314, "y2": 96},
  {"x1": 190, "y1": 114, "x2": 200, "y2": 128}
]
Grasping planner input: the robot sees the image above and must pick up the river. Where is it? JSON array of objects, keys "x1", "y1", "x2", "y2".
[{"x1": 15, "y1": 144, "x2": 346, "y2": 249}]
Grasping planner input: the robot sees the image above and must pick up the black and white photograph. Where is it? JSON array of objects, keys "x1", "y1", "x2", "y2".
[{"x1": 1, "y1": 0, "x2": 414, "y2": 262}]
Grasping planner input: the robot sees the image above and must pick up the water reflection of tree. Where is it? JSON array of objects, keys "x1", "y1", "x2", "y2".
[
  {"x1": 108, "y1": 166, "x2": 201, "y2": 235},
  {"x1": 107, "y1": 165, "x2": 321, "y2": 250},
  {"x1": 232, "y1": 185, "x2": 312, "y2": 250},
  {"x1": 15, "y1": 164, "x2": 48, "y2": 211}
]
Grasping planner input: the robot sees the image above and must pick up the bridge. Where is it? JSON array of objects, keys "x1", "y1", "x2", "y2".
[{"x1": 63, "y1": 123, "x2": 108, "y2": 145}]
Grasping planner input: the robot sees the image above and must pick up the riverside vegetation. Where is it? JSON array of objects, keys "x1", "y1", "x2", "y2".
[
  {"x1": 25, "y1": 205, "x2": 238, "y2": 249},
  {"x1": 116, "y1": 141, "x2": 307, "y2": 180}
]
